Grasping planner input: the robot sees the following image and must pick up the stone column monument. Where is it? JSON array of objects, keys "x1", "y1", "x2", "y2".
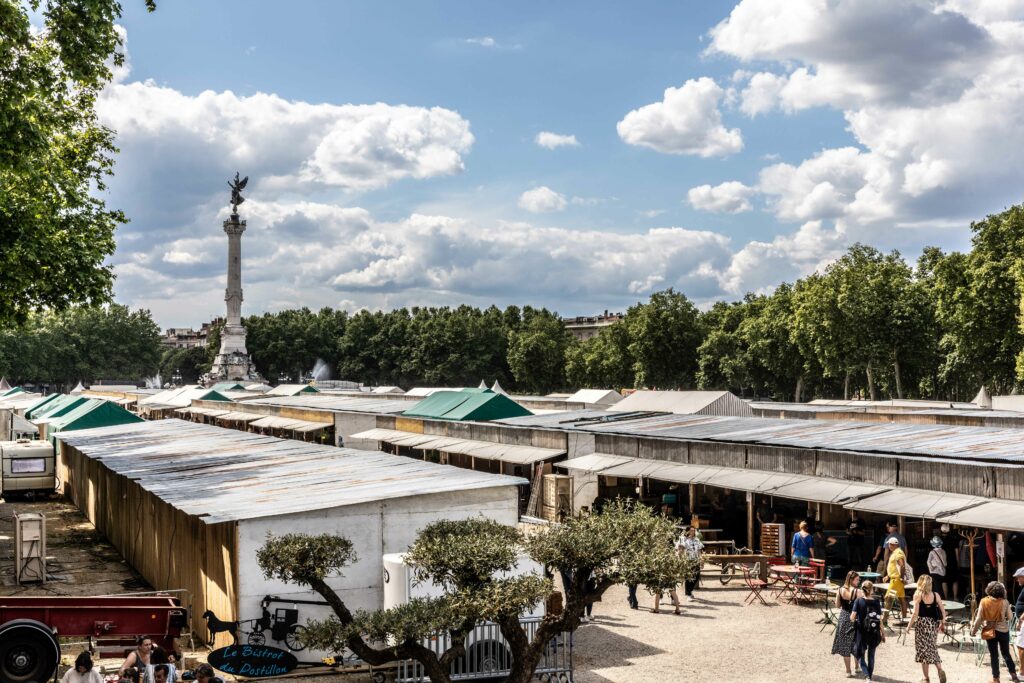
[{"x1": 208, "y1": 173, "x2": 262, "y2": 383}]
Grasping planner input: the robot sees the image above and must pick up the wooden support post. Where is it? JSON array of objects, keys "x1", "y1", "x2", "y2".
[
  {"x1": 898, "y1": 515, "x2": 905, "y2": 537},
  {"x1": 747, "y1": 491, "x2": 755, "y2": 550},
  {"x1": 688, "y1": 483, "x2": 697, "y2": 523}
]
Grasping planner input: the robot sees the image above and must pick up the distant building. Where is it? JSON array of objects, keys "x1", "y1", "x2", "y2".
[
  {"x1": 161, "y1": 317, "x2": 224, "y2": 349},
  {"x1": 561, "y1": 310, "x2": 623, "y2": 340}
]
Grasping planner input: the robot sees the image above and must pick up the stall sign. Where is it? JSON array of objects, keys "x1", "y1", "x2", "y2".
[{"x1": 208, "y1": 645, "x2": 298, "y2": 678}]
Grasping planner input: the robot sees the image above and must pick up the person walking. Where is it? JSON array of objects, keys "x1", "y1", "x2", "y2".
[
  {"x1": 851, "y1": 580, "x2": 886, "y2": 683},
  {"x1": 61, "y1": 652, "x2": 103, "y2": 683},
  {"x1": 971, "y1": 581, "x2": 1021, "y2": 682},
  {"x1": 679, "y1": 525, "x2": 704, "y2": 600},
  {"x1": 792, "y1": 520, "x2": 815, "y2": 566},
  {"x1": 926, "y1": 535, "x2": 948, "y2": 597},
  {"x1": 626, "y1": 582, "x2": 639, "y2": 610},
  {"x1": 831, "y1": 571, "x2": 863, "y2": 677},
  {"x1": 941, "y1": 525, "x2": 960, "y2": 600},
  {"x1": 886, "y1": 537, "x2": 909, "y2": 619},
  {"x1": 908, "y1": 575, "x2": 947, "y2": 683}
]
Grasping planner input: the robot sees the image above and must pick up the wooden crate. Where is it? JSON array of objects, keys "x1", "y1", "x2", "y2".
[{"x1": 543, "y1": 474, "x2": 572, "y2": 508}]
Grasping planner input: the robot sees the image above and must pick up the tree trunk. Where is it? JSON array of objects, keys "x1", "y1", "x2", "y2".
[
  {"x1": 866, "y1": 363, "x2": 877, "y2": 401},
  {"x1": 893, "y1": 351, "x2": 903, "y2": 399},
  {"x1": 794, "y1": 375, "x2": 804, "y2": 403},
  {"x1": 843, "y1": 371, "x2": 850, "y2": 400}
]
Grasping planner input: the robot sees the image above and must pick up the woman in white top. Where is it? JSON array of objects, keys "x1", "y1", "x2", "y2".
[{"x1": 61, "y1": 652, "x2": 103, "y2": 683}]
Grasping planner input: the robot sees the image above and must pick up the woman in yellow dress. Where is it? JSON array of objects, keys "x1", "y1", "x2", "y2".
[{"x1": 886, "y1": 537, "x2": 908, "y2": 619}]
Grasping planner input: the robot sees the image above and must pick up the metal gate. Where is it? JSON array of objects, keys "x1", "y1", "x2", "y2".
[{"x1": 396, "y1": 618, "x2": 573, "y2": 682}]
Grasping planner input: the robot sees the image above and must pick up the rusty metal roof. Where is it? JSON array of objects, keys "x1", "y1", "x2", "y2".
[
  {"x1": 241, "y1": 394, "x2": 417, "y2": 415},
  {"x1": 56, "y1": 420, "x2": 526, "y2": 524},
  {"x1": 499, "y1": 411, "x2": 1024, "y2": 464}
]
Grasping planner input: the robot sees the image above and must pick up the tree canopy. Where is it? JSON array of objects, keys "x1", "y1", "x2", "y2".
[
  {"x1": 1, "y1": 0, "x2": 154, "y2": 325},
  {"x1": 258, "y1": 501, "x2": 691, "y2": 683},
  {"x1": 0, "y1": 304, "x2": 161, "y2": 386}
]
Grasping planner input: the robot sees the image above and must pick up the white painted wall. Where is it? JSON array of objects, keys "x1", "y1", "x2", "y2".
[
  {"x1": 234, "y1": 485, "x2": 519, "y2": 657},
  {"x1": 334, "y1": 412, "x2": 378, "y2": 449}
]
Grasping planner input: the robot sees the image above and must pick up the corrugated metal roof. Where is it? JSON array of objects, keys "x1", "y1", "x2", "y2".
[
  {"x1": 243, "y1": 395, "x2": 415, "y2": 415},
  {"x1": 351, "y1": 428, "x2": 563, "y2": 464},
  {"x1": 555, "y1": 453, "x2": 634, "y2": 472},
  {"x1": 55, "y1": 420, "x2": 526, "y2": 524},
  {"x1": 249, "y1": 416, "x2": 331, "y2": 431},
  {"x1": 498, "y1": 411, "x2": 1024, "y2": 464},
  {"x1": 936, "y1": 500, "x2": 1024, "y2": 532},
  {"x1": 846, "y1": 489, "x2": 987, "y2": 518}
]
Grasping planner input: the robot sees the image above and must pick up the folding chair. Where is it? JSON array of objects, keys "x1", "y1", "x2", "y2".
[
  {"x1": 809, "y1": 558, "x2": 826, "y2": 582},
  {"x1": 741, "y1": 565, "x2": 770, "y2": 606}
]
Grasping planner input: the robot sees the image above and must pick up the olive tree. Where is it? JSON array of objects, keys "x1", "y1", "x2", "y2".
[{"x1": 257, "y1": 500, "x2": 691, "y2": 683}]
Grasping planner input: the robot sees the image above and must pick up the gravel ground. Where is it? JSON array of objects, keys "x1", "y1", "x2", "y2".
[{"x1": 573, "y1": 582, "x2": 1008, "y2": 683}]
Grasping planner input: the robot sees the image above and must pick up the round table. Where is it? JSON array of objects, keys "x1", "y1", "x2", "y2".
[
  {"x1": 875, "y1": 583, "x2": 917, "y2": 595},
  {"x1": 814, "y1": 583, "x2": 838, "y2": 593},
  {"x1": 943, "y1": 600, "x2": 966, "y2": 611},
  {"x1": 858, "y1": 571, "x2": 882, "y2": 580}
]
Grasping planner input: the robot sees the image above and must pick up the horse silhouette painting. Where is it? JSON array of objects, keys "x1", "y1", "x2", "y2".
[{"x1": 202, "y1": 610, "x2": 239, "y2": 646}]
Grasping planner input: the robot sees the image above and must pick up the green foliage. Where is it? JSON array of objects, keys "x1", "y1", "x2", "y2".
[
  {"x1": 0, "y1": 0, "x2": 154, "y2": 324},
  {"x1": 0, "y1": 304, "x2": 161, "y2": 384},
  {"x1": 257, "y1": 533, "x2": 356, "y2": 585},
  {"x1": 507, "y1": 308, "x2": 573, "y2": 393},
  {"x1": 404, "y1": 517, "x2": 521, "y2": 590},
  {"x1": 158, "y1": 346, "x2": 210, "y2": 384},
  {"x1": 244, "y1": 307, "x2": 347, "y2": 381},
  {"x1": 626, "y1": 289, "x2": 704, "y2": 389}
]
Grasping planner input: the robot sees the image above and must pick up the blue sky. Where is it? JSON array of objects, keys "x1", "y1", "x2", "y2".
[{"x1": 101, "y1": 0, "x2": 1016, "y2": 327}]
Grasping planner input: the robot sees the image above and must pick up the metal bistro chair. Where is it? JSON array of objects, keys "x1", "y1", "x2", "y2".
[
  {"x1": 741, "y1": 565, "x2": 770, "y2": 606},
  {"x1": 953, "y1": 620, "x2": 987, "y2": 666}
]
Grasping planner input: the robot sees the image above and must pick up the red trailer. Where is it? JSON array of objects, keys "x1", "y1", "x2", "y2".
[{"x1": 0, "y1": 595, "x2": 188, "y2": 683}]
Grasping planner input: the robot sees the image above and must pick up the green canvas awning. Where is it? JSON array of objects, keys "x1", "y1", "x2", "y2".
[
  {"x1": 47, "y1": 399, "x2": 143, "y2": 442},
  {"x1": 30, "y1": 395, "x2": 89, "y2": 420},
  {"x1": 402, "y1": 389, "x2": 531, "y2": 421},
  {"x1": 23, "y1": 393, "x2": 61, "y2": 419}
]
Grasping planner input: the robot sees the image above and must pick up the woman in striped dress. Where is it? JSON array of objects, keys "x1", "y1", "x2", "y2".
[
  {"x1": 908, "y1": 574, "x2": 947, "y2": 683},
  {"x1": 832, "y1": 570, "x2": 863, "y2": 676}
]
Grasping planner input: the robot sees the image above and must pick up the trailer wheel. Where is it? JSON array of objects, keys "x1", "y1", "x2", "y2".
[
  {"x1": 0, "y1": 619, "x2": 60, "y2": 683},
  {"x1": 284, "y1": 625, "x2": 307, "y2": 652},
  {"x1": 467, "y1": 640, "x2": 511, "y2": 674}
]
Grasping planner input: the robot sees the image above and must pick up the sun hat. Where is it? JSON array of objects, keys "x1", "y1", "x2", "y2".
[
  {"x1": 930, "y1": 536, "x2": 943, "y2": 548},
  {"x1": 1014, "y1": 567, "x2": 1024, "y2": 578},
  {"x1": 940, "y1": 524, "x2": 951, "y2": 532},
  {"x1": 886, "y1": 536, "x2": 900, "y2": 546}
]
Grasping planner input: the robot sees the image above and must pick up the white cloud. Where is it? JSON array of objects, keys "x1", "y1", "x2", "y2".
[
  {"x1": 701, "y1": 0, "x2": 1024, "y2": 234},
  {"x1": 719, "y1": 221, "x2": 847, "y2": 294},
  {"x1": 98, "y1": 83, "x2": 474, "y2": 194},
  {"x1": 465, "y1": 36, "x2": 497, "y2": 47},
  {"x1": 535, "y1": 131, "x2": 580, "y2": 149},
  {"x1": 518, "y1": 186, "x2": 568, "y2": 213},
  {"x1": 687, "y1": 181, "x2": 755, "y2": 214},
  {"x1": 616, "y1": 77, "x2": 743, "y2": 157},
  {"x1": 709, "y1": 0, "x2": 992, "y2": 110}
]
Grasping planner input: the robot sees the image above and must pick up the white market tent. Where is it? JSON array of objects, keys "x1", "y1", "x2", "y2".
[
  {"x1": 609, "y1": 390, "x2": 753, "y2": 417},
  {"x1": 565, "y1": 389, "x2": 622, "y2": 407}
]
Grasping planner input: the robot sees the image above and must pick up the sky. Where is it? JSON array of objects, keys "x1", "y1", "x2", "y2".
[{"x1": 96, "y1": 0, "x2": 1024, "y2": 328}]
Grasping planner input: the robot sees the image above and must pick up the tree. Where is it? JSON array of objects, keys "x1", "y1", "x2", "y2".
[
  {"x1": 0, "y1": 304, "x2": 161, "y2": 385},
  {"x1": 626, "y1": 289, "x2": 704, "y2": 389},
  {"x1": 1, "y1": 0, "x2": 154, "y2": 324},
  {"x1": 506, "y1": 308, "x2": 572, "y2": 394},
  {"x1": 158, "y1": 346, "x2": 209, "y2": 384},
  {"x1": 258, "y1": 501, "x2": 691, "y2": 683},
  {"x1": 564, "y1": 322, "x2": 633, "y2": 390}
]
